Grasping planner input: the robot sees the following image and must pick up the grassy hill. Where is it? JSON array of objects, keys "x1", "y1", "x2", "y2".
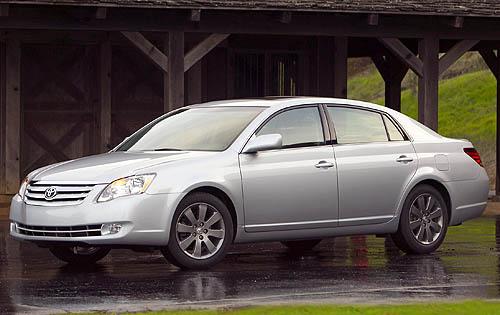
[{"x1": 347, "y1": 54, "x2": 497, "y2": 188}]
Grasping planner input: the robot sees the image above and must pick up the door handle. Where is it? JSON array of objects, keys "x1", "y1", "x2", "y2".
[
  {"x1": 315, "y1": 161, "x2": 335, "y2": 169},
  {"x1": 396, "y1": 155, "x2": 414, "y2": 163}
]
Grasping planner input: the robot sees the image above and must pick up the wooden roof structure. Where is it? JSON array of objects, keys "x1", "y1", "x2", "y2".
[
  {"x1": 4, "y1": 0, "x2": 500, "y2": 17},
  {"x1": 1, "y1": 0, "x2": 500, "y2": 198}
]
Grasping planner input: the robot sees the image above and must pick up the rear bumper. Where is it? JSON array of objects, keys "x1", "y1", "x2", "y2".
[
  {"x1": 448, "y1": 173, "x2": 489, "y2": 226},
  {"x1": 9, "y1": 189, "x2": 183, "y2": 246}
]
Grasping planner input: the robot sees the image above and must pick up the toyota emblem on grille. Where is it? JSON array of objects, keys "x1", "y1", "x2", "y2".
[{"x1": 44, "y1": 187, "x2": 58, "y2": 200}]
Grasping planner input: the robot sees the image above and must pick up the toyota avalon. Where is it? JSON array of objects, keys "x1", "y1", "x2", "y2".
[{"x1": 9, "y1": 97, "x2": 489, "y2": 269}]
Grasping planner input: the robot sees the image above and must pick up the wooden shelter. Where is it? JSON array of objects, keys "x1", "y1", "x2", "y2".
[{"x1": 1, "y1": 0, "x2": 500, "y2": 199}]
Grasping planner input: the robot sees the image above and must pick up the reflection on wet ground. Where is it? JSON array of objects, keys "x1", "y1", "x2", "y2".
[{"x1": 0, "y1": 217, "x2": 499, "y2": 314}]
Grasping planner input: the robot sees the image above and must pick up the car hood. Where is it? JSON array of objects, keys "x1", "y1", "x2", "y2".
[{"x1": 32, "y1": 151, "x2": 216, "y2": 183}]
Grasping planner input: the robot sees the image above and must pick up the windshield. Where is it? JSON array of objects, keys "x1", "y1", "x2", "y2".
[{"x1": 116, "y1": 106, "x2": 265, "y2": 152}]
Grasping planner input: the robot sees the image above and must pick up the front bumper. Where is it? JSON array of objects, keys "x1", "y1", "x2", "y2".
[{"x1": 9, "y1": 187, "x2": 183, "y2": 246}]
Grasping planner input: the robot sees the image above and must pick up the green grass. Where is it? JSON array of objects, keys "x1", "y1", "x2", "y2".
[{"x1": 79, "y1": 301, "x2": 500, "y2": 315}]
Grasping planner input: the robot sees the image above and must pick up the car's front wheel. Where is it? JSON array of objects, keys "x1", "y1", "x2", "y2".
[
  {"x1": 161, "y1": 192, "x2": 234, "y2": 270},
  {"x1": 49, "y1": 246, "x2": 110, "y2": 265},
  {"x1": 391, "y1": 184, "x2": 449, "y2": 254}
]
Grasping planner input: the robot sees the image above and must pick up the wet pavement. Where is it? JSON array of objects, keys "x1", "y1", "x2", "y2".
[{"x1": 0, "y1": 217, "x2": 499, "y2": 314}]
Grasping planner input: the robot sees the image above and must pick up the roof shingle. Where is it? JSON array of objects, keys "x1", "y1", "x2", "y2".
[{"x1": 4, "y1": 0, "x2": 500, "y2": 17}]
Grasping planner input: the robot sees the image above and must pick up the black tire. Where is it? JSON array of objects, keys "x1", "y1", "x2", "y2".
[
  {"x1": 391, "y1": 184, "x2": 449, "y2": 254},
  {"x1": 161, "y1": 192, "x2": 234, "y2": 270},
  {"x1": 49, "y1": 246, "x2": 110, "y2": 265},
  {"x1": 281, "y1": 239, "x2": 322, "y2": 252}
]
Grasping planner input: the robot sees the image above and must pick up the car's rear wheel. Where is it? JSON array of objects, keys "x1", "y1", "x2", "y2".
[
  {"x1": 391, "y1": 184, "x2": 449, "y2": 254},
  {"x1": 161, "y1": 192, "x2": 234, "y2": 270},
  {"x1": 49, "y1": 246, "x2": 110, "y2": 265},
  {"x1": 281, "y1": 239, "x2": 322, "y2": 252}
]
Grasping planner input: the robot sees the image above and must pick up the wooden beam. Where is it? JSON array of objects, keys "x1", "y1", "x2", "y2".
[
  {"x1": 190, "y1": 9, "x2": 201, "y2": 22},
  {"x1": 418, "y1": 36, "x2": 439, "y2": 131},
  {"x1": 166, "y1": 31, "x2": 185, "y2": 112},
  {"x1": 452, "y1": 16, "x2": 464, "y2": 28},
  {"x1": 4, "y1": 8, "x2": 500, "y2": 40},
  {"x1": 438, "y1": 40, "x2": 479, "y2": 76},
  {"x1": 187, "y1": 62, "x2": 202, "y2": 105},
  {"x1": 99, "y1": 40, "x2": 112, "y2": 152},
  {"x1": 371, "y1": 54, "x2": 408, "y2": 112},
  {"x1": 333, "y1": 36, "x2": 348, "y2": 98},
  {"x1": 371, "y1": 54, "x2": 389, "y2": 80},
  {"x1": 496, "y1": 48, "x2": 500, "y2": 196},
  {"x1": 279, "y1": 12, "x2": 293, "y2": 24},
  {"x1": 5, "y1": 39, "x2": 21, "y2": 194},
  {"x1": 378, "y1": 38, "x2": 423, "y2": 77},
  {"x1": 95, "y1": 7, "x2": 107, "y2": 20},
  {"x1": 0, "y1": 4, "x2": 9, "y2": 17},
  {"x1": 121, "y1": 31, "x2": 168, "y2": 73},
  {"x1": 316, "y1": 37, "x2": 334, "y2": 97},
  {"x1": 367, "y1": 14, "x2": 379, "y2": 26},
  {"x1": 479, "y1": 49, "x2": 498, "y2": 79},
  {"x1": 184, "y1": 33, "x2": 229, "y2": 72}
]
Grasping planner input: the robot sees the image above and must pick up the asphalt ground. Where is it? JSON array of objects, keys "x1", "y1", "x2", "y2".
[{"x1": 0, "y1": 217, "x2": 499, "y2": 314}]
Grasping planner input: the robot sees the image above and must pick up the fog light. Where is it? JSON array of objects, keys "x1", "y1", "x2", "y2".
[
  {"x1": 101, "y1": 223, "x2": 122, "y2": 235},
  {"x1": 11, "y1": 222, "x2": 18, "y2": 233}
]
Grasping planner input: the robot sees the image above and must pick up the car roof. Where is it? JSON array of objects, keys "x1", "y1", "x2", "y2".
[
  {"x1": 188, "y1": 97, "x2": 446, "y2": 142},
  {"x1": 189, "y1": 96, "x2": 389, "y2": 112}
]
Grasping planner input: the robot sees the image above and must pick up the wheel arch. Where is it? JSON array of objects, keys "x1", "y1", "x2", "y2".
[
  {"x1": 184, "y1": 185, "x2": 239, "y2": 240},
  {"x1": 403, "y1": 178, "x2": 452, "y2": 223}
]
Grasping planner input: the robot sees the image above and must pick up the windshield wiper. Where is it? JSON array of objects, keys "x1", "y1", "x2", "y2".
[{"x1": 150, "y1": 148, "x2": 183, "y2": 151}]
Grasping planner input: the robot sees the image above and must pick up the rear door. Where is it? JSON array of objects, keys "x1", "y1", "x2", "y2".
[{"x1": 326, "y1": 105, "x2": 417, "y2": 226}]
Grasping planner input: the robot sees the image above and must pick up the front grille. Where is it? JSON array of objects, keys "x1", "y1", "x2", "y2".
[
  {"x1": 15, "y1": 223, "x2": 102, "y2": 237},
  {"x1": 25, "y1": 182, "x2": 96, "y2": 206}
]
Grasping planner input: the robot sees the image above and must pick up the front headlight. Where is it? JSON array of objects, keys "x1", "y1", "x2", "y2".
[
  {"x1": 18, "y1": 177, "x2": 29, "y2": 198},
  {"x1": 97, "y1": 174, "x2": 156, "y2": 202}
]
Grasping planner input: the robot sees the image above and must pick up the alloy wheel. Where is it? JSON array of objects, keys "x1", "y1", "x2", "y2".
[
  {"x1": 175, "y1": 202, "x2": 226, "y2": 260},
  {"x1": 409, "y1": 193, "x2": 444, "y2": 245}
]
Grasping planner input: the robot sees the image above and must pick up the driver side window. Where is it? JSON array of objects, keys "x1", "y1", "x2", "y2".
[{"x1": 257, "y1": 106, "x2": 325, "y2": 149}]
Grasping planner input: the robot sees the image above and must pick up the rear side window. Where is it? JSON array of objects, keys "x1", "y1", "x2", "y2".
[
  {"x1": 327, "y1": 107, "x2": 388, "y2": 144},
  {"x1": 383, "y1": 115, "x2": 405, "y2": 141},
  {"x1": 257, "y1": 107, "x2": 324, "y2": 148}
]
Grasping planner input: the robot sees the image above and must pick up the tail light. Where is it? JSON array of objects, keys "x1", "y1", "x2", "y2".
[{"x1": 464, "y1": 148, "x2": 483, "y2": 167}]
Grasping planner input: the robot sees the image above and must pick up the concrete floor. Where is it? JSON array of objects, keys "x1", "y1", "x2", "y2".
[{"x1": 0, "y1": 217, "x2": 499, "y2": 314}]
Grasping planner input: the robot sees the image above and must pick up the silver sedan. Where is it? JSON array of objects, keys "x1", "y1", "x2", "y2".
[{"x1": 10, "y1": 97, "x2": 489, "y2": 269}]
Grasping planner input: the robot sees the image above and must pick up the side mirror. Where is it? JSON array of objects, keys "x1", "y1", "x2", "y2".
[{"x1": 243, "y1": 134, "x2": 282, "y2": 154}]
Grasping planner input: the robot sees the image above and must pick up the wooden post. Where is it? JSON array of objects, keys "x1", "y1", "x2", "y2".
[
  {"x1": 99, "y1": 40, "x2": 112, "y2": 152},
  {"x1": 418, "y1": 36, "x2": 439, "y2": 131},
  {"x1": 165, "y1": 31, "x2": 184, "y2": 112},
  {"x1": 386, "y1": 57, "x2": 408, "y2": 112},
  {"x1": 372, "y1": 54, "x2": 408, "y2": 112},
  {"x1": 5, "y1": 39, "x2": 20, "y2": 194},
  {"x1": 316, "y1": 37, "x2": 334, "y2": 97},
  {"x1": 333, "y1": 36, "x2": 348, "y2": 98},
  {"x1": 496, "y1": 49, "x2": 500, "y2": 196},
  {"x1": 187, "y1": 61, "x2": 202, "y2": 105},
  {"x1": 478, "y1": 48, "x2": 500, "y2": 196},
  {"x1": 385, "y1": 77, "x2": 403, "y2": 112}
]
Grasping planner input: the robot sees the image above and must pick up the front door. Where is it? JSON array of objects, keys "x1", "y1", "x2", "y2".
[
  {"x1": 326, "y1": 106, "x2": 417, "y2": 226},
  {"x1": 239, "y1": 105, "x2": 338, "y2": 232}
]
